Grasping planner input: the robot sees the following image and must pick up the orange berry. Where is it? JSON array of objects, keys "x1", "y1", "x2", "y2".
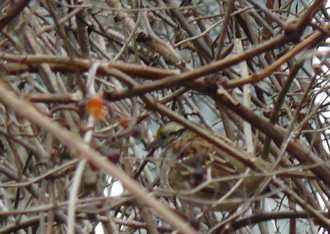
[{"x1": 85, "y1": 95, "x2": 106, "y2": 120}]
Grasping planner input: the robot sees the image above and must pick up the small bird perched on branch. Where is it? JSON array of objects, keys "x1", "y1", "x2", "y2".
[{"x1": 155, "y1": 122, "x2": 275, "y2": 210}]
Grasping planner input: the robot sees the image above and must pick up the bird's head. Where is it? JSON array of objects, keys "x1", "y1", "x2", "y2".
[{"x1": 152, "y1": 122, "x2": 186, "y2": 148}]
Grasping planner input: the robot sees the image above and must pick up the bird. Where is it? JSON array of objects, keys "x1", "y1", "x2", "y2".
[{"x1": 155, "y1": 122, "x2": 274, "y2": 210}]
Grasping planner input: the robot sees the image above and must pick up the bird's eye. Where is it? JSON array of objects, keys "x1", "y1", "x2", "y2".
[{"x1": 159, "y1": 133, "x2": 166, "y2": 140}]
